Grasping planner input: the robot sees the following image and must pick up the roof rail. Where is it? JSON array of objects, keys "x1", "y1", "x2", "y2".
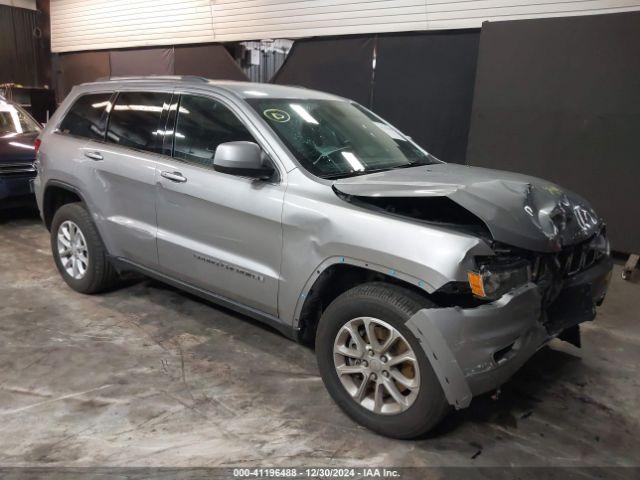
[{"x1": 93, "y1": 75, "x2": 210, "y2": 83}]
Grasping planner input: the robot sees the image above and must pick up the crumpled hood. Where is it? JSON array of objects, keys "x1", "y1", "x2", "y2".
[{"x1": 333, "y1": 163, "x2": 603, "y2": 252}]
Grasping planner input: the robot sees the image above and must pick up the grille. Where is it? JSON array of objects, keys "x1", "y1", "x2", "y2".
[
  {"x1": 556, "y1": 241, "x2": 603, "y2": 277},
  {"x1": 532, "y1": 230, "x2": 607, "y2": 307},
  {"x1": 0, "y1": 163, "x2": 36, "y2": 176},
  {"x1": 532, "y1": 232, "x2": 606, "y2": 280}
]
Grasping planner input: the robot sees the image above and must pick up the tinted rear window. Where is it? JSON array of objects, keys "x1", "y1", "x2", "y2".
[
  {"x1": 106, "y1": 91, "x2": 171, "y2": 154},
  {"x1": 59, "y1": 93, "x2": 112, "y2": 140}
]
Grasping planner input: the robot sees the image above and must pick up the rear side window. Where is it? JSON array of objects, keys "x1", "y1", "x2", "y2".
[
  {"x1": 58, "y1": 93, "x2": 112, "y2": 140},
  {"x1": 106, "y1": 91, "x2": 172, "y2": 154}
]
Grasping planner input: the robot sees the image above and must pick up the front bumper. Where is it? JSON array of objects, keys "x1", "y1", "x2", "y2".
[
  {"x1": 0, "y1": 175, "x2": 36, "y2": 209},
  {"x1": 407, "y1": 255, "x2": 613, "y2": 409}
]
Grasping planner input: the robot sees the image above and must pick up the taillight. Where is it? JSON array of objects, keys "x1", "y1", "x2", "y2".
[{"x1": 34, "y1": 138, "x2": 42, "y2": 154}]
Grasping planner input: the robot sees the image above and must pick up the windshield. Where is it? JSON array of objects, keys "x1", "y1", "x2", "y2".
[
  {"x1": 0, "y1": 100, "x2": 41, "y2": 137},
  {"x1": 247, "y1": 98, "x2": 440, "y2": 179}
]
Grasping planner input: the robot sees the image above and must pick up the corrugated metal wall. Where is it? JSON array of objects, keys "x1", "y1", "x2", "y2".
[
  {"x1": 50, "y1": 0, "x2": 215, "y2": 52},
  {"x1": 211, "y1": 0, "x2": 429, "y2": 41},
  {"x1": 0, "y1": 0, "x2": 36, "y2": 9},
  {"x1": 50, "y1": 0, "x2": 640, "y2": 53}
]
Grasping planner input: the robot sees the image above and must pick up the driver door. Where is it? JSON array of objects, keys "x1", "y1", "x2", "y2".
[{"x1": 154, "y1": 93, "x2": 285, "y2": 316}]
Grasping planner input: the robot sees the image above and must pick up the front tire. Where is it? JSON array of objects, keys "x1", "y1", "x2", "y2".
[
  {"x1": 316, "y1": 282, "x2": 449, "y2": 439},
  {"x1": 51, "y1": 203, "x2": 119, "y2": 294}
]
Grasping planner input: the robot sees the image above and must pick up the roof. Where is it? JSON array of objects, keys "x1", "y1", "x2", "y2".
[{"x1": 86, "y1": 76, "x2": 343, "y2": 101}]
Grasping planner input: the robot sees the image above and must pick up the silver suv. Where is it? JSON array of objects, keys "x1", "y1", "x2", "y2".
[{"x1": 34, "y1": 77, "x2": 613, "y2": 438}]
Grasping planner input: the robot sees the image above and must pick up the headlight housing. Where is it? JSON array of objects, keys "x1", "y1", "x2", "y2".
[
  {"x1": 589, "y1": 229, "x2": 610, "y2": 257},
  {"x1": 468, "y1": 257, "x2": 531, "y2": 300}
]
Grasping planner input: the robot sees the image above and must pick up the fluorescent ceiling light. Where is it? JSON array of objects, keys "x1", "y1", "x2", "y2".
[
  {"x1": 290, "y1": 103, "x2": 318, "y2": 124},
  {"x1": 113, "y1": 104, "x2": 164, "y2": 112},
  {"x1": 341, "y1": 151, "x2": 364, "y2": 171},
  {"x1": 9, "y1": 141, "x2": 34, "y2": 150}
]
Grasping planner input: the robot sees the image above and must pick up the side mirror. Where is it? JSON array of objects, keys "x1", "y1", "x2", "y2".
[{"x1": 213, "y1": 141, "x2": 274, "y2": 180}]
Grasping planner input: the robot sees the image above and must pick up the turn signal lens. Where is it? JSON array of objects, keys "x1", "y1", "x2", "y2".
[
  {"x1": 467, "y1": 271, "x2": 486, "y2": 297},
  {"x1": 34, "y1": 138, "x2": 41, "y2": 154}
]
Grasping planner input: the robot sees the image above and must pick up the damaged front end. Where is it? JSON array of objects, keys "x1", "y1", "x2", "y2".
[
  {"x1": 475, "y1": 230, "x2": 612, "y2": 343},
  {"x1": 332, "y1": 163, "x2": 613, "y2": 407},
  {"x1": 404, "y1": 248, "x2": 612, "y2": 409}
]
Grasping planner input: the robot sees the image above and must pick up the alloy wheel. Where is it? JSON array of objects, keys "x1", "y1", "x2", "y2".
[
  {"x1": 57, "y1": 220, "x2": 89, "y2": 280},
  {"x1": 333, "y1": 317, "x2": 420, "y2": 415}
]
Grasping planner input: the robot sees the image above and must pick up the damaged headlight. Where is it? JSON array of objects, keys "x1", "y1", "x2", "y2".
[
  {"x1": 590, "y1": 229, "x2": 610, "y2": 257},
  {"x1": 467, "y1": 257, "x2": 531, "y2": 300}
]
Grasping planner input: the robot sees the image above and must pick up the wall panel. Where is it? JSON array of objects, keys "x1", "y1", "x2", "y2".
[
  {"x1": 272, "y1": 36, "x2": 375, "y2": 106},
  {"x1": 372, "y1": 31, "x2": 479, "y2": 164},
  {"x1": 51, "y1": 0, "x2": 214, "y2": 52},
  {"x1": 0, "y1": 4, "x2": 47, "y2": 86},
  {"x1": 56, "y1": 50, "x2": 110, "y2": 99},
  {"x1": 0, "y1": 0, "x2": 36, "y2": 9},
  {"x1": 51, "y1": 0, "x2": 640, "y2": 52},
  {"x1": 109, "y1": 48, "x2": 175, "y2": 76},
  {"x1": 211, "y1": 0, "x2": 428, "y2": 42},
  {"x1": 174, "y1": 45, "x2": 248, "y2": 80}
]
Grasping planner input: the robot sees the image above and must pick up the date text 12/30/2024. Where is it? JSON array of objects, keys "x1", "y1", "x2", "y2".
[{"x1": 233, "y1": 468, "x2": 401, "y2": 478}]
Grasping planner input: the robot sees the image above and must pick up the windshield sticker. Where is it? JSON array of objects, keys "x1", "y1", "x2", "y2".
[{"x1": 263, "y1": 109, "x2": 291, "y2": 123}]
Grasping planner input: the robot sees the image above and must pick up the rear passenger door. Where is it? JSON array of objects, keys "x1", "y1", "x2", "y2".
[
  {"x1": 154, "y1": 93, "x2": 285, "y2": 316},
  {"x1": 80, "y1": 90, "x2": 172, "y2": 267}
]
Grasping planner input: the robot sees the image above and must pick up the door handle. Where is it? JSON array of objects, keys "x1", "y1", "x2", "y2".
[
  {"x1": 84, "y1": 151, "x2": 103, "y2": 161},
  {"x1": 160, "y1": 171, "x2": 187, "y2": 183}
]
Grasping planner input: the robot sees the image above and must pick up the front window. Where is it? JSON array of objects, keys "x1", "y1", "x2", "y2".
[
  {"x1": 171, "y1": 94, "x2": 255, "y2": 168},
  {"x1": 0, "y1": 100, "x2": 41, "y2": 137},
  {"x1": 247, "y1": 98, "x2": 439, "y2": 179}
]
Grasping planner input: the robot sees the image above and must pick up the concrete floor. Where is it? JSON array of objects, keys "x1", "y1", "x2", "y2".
[{"x1": 1, "y1": 209, "x2": 639, "y2": 468}]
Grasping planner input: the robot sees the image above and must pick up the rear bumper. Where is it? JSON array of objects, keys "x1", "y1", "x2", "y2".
[
  {"x1": 407, "y1": 255, "x2": 613, "y2": 409},
  {"x1": 0, "y1": 175, "x2": 36, "y2": 208}
]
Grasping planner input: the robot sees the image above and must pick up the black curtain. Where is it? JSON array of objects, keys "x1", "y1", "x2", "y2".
[
  {"x1": 466, "y1": 12, "x2": 640, "y2": 253},
  {"x1": 0, "y1": 5, "x2": 45, "y2": 86},
  {"x1": 56, "y1": 51, "x2": 111, "y2": 100},
  {"x1": 373, "y1": 31, "x2": 479, "y2": 164},
  {"x1": 55, "y1": 43, "x2": 250, "y2": 101},
  {"x1": 175, "y1": 45, "x2": 249, "y2": 80},
  {"x1": 272, "y1": 36, "x2": 375, "y2": 106},
  {"x1": 109, "y1": 48, "x2": 175, "y2": 76},
  {"x1": 271, "y1": 32, "x2": 480, "y2": 164}
]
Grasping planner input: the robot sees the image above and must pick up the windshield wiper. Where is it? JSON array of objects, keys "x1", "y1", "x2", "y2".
[
  {"x1": 321, "y1": 171, "x2": 371, "y2": 180},
  {"x1": 321, "y1": 162, "x2": 421, "y2": 180}
]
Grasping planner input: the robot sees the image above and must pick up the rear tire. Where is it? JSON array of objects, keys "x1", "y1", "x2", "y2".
[
  {"x1": 316, "y1": 282, "x2": 449, "y2": 439},
  {"x1": 50, "y1": 203, "x2": 119, "y2": 294}
]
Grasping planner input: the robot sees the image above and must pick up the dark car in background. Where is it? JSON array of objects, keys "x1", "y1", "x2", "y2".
[{"x1": 0, "y1": 96, "x2": 41, "y2": 210}]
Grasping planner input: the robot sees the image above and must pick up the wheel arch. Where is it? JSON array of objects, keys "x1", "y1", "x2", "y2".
[
  {"x1": 42, "y1": 180, "x2": 87, "y2": 230},
  {"x1": 294, "y1": 257, "x2": 436, "y2": 345}
]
